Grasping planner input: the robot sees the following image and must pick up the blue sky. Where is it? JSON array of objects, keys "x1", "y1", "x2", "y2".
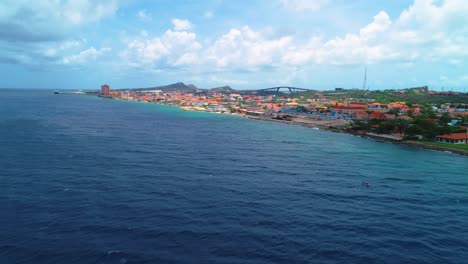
[{"x1": 0, "y1": 0, "x2": 467, "y2": 91}]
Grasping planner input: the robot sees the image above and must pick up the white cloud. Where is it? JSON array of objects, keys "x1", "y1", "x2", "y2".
[
  {"x1": 280, "y1": 0, "x2": 329, "y2": 11},
  {"x1": 205, "y1": 26, "x2": 293, "y2": 68},
  {"x1": 360, "y1": 11, "x2": 392, "y2": 41},
  {"x1": 290, "y1": 10, "x2": 395, "y2": 65},
  {"x1": 282, "y1": 0, "x2": 468, "y2": 66},
  {"x1": 61, "y1": 47, "x2": 111, "y2": 64},
  {"x1": 174, "y1": 53, "x2": 199, "y2": 66},
  {"x1": 172, "y1": 19, "x2": 193, "y2": 31},
  {"x1": 120, "y1": 29, "x2": 201, "y2": 67},
  {"x1": 31, "y1": 0, "x2": 117, "y2": 26},
  {"x1": 124, "y1": 38, "x2": 169, "y2": 62},
  {"x1": 0, "y1": 36, "x2": 92, "y2": 65},
  {"x1": 390, "y1": 0, "x2": 468, "y2": 59},
  {"x1": 61, "y1": 0, "x2": 118, "y2": 25},
  {"x1": 119, "y1": 0, "x2": 468, "y2": 76},
  {"x1": 0, "y1": 0, "x2": 119, "y2": 42},
  {"x1": 43, "y1": 39, "x2": 86, "y2": 59},
  {"x1": 282, "y1": 37, "x2": 323, "y2": 65},
  {"x1": 122, "y1": 25, "x2": 293, "y2": 71},
  {"x1": 208, "y1": 75, "x2": 248, "y2": 85},
  {"x1": 137, "y1": 10, "x2": 152, "y2": 21}
]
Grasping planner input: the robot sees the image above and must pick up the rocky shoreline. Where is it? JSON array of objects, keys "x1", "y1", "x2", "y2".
[
  {"x1": 243, "y1": 114, "x2": 468, "y2": 157},
  {"x1": 395, "y1": 140, "x2": 468, "y2": 156}
]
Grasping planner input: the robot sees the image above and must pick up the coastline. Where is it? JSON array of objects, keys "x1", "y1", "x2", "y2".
[
  {"x1": 99, "y1": 96, "x2": 468, "y2": 157},
  {"x1": 243, "y1": 113, "x2": 468, "y2": 157},
  {"x1": 394, "y1": 140, "x2": 468, "y2": 156}
]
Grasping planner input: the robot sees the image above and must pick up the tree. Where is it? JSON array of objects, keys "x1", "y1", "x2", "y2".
[
  {"x1": 411, "y1": 118, "x2": 450, "y2": 139},
  {"x1": 387, "y1": 108, "x2": 400, "y2": 116},
  {"x1": 297, "y1": 105, "x2": 308, "y2": 113},
  {"x1": 229, "y1": 106, "x2": 237, "y2": 113},
  {"x1": 439, "y1": 112, "x2": 452, "y2": 124},
  {"x1": 406, "y1": 124, "x2": 424, "y2": 137},
  {"x1": 377, "y1": 123, "x2": 395, "y2": 134},
  {"x1": 420, "y1": 104, "x2": 437, "y2": 118}
]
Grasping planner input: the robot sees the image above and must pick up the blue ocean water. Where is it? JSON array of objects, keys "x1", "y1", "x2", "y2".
[{"x1": 1, "y1": 89, "x2": 467, "y2": 264}]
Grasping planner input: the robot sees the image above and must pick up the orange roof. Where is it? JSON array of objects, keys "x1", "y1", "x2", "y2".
[
  {"x1": 437, "y1": 133, "x2": 468, "y2": 140},
  {"x1": 369, "y1": 111, "x2": 384, "y2": 118},
  {"x1": 388, "y1": 103, "x2": 405, "y2": 109},
  {"x1": 398, "y1": 115, "x2": 413, "y2": 120}
]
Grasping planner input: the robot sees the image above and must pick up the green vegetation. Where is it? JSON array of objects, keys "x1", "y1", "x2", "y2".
[
  {"x1": 353, "y1": 104, "x2": 463, "y2": 140},
  {"x1": 418, "y1": 141, "x2": 468, "y2": 151},
  {"x1": 321, "y1": 89, "x2": 468, "y2": 104},
  {"x1": 228, "y1": 106, "x2": 237, "y2": 113},
  {"x1": 405, "y1": 118, "x2": 457, "y2": 139},
  {"x1": 296, "y1": 105, "x2": 308, "y2": 113},
  {"x1": 354, "y1": 118, "x2": 411, "y2": 134}
]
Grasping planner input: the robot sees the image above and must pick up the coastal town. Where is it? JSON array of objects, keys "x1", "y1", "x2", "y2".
[{"x1": 95, "y1": 83, "x2": 468, "y2": 155}]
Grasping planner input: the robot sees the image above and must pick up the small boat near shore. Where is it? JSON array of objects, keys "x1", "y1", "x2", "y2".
[{"x1": 54, "y1": 90, "x2": 85, "y2": 95}]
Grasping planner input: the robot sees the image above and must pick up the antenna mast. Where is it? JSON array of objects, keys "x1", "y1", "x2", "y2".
[{"x1": 362, "y1": 66, "x2": 367, "y2": 90}]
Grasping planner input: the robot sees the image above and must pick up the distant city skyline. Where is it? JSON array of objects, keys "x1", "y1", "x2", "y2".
[{"x1": 0, "y1": 0, "x2": 467, "y2": 91}]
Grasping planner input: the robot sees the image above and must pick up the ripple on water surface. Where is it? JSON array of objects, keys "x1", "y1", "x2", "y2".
[{"x1": 1, "y1": 90, "x2": 468, "y2": 264}]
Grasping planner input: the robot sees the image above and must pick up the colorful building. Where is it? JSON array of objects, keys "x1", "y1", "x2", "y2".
[
  {"x1": 101, "y1": 84, "x2": 110, "y2": 96},
  {"x1": 435, "y1": 132, "x2": 468, "y2": 144}
]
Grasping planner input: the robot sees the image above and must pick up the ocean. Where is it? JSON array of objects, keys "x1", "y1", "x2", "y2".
[{"x1": 1, "y1": 89, "x2": 467, "y2": 264}]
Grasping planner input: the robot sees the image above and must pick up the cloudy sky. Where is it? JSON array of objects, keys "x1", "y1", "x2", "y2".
[{"x1": 1, "y1": 0, "x2": 467, "y2": 91}]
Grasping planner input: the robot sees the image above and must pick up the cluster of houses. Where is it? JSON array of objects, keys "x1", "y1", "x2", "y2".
[{"x1": 102, "y1": 86, "x2": 468, "y2": 144}]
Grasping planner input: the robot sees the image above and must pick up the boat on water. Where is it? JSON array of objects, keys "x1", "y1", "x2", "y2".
[
  {"x1": 97, "y1": 94, "x2": 112, "y2": 98},
  {"x1": 55, "y1": 90, "x2": 86, "y2": 95}
]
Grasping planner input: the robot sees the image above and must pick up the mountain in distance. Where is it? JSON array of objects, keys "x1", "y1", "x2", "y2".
[
  {"x1": 187, "y1": 84, "x2": 198, "y2": 90},
  {"x1": 153, "y1": 82, "x2": 199, "y2": 92},
  {"x1": 120, "y1": 82, "x2": 237, "y2": 93},
  {"x1": 120, "y1": 82, "x2": 198, "y2": 92},
  {"x1": 206, "y1": 86, "x2": 236, "y2": 94}
]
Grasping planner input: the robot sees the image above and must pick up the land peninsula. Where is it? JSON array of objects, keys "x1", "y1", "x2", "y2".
[{"x1": 83, "y1": 83, "x2": 468, "y2": 156}]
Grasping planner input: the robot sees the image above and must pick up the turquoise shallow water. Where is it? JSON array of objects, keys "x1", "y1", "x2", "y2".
[{"x1": 1, "y1": 89, "x2": 468, "y2": 263}]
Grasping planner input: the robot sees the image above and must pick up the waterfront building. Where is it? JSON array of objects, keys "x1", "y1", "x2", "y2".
[
  {"x1": 369, "y1": 103, "x2": 389, "y2": 112},
  {"x1": 435, "y1": 131, "x2": 468, "y2": 144},
  {"x1": 101, "y1": 84, "x2": 110, "y2": 96},
  {"x1": 332, "y1": 105, "x2": 368, "y2": 115}
]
